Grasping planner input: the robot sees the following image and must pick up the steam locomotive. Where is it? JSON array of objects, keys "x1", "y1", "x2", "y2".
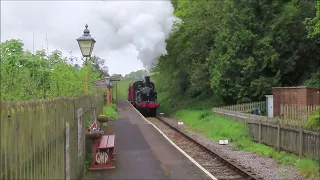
[{"x1": 128, "y1": 76, "x2": 159, "y2": 117}]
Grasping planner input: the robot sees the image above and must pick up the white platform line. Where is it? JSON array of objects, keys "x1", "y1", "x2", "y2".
[{"x1": 126, "y1": 100, "x2": 217, "y2": 180}]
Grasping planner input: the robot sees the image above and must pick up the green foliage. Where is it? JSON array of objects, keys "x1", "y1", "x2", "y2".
[
  {"x1": 83, "y1": 152, "x2": 92, "y2": 180},
  {"x1": 303, "y1": 69, "x2": 320, "y2": 87},
  {"x1": 110, "y1": 103, "x2": 117, "y2": 111},
  {"x1": 114, "y1": 80, "x2": 134, "y2": 100},
  {"x1": 103, "y1": 104, "x2": 119, "y2": 120},
  {"x1": 304, "y1": 0, "x2": 320, "y2": 40},
  {"x1": 305, "y1": 107, "x2": 320, "y2": 130},
  {"x1": 153, "y1": 0, "x2": 320, "y2": 106},
  {"x1": 85, "y1": 119, "x2": 93, "y2": 128},
  {"x1": 174, "y1": 109, "x2": 319, "y2": 178},
  {"x1": 156, "y1": 90, "x2": 223, "y2": 115},
  {"x1": 0, "y1": 39, "x2": 106, "y2": 100},
  {"x1": 121, "y1": 70, "x2": 149, "y2": 81}
]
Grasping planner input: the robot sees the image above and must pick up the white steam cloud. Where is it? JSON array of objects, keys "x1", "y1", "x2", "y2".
[
  {"x1": 0, "y1": 1, "x2": 178, "y2": 74},
  {"x1": 93, "y1": 1, "x2": 177, "y2": 69}
]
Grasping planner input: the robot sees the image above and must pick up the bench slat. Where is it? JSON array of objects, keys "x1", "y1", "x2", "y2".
[
  {"x1": 98, "y1": 135, "x2": 109, "y2": 149},
  {"x1": 107, "y1": 135, "x2": 115, "y2": 148}
]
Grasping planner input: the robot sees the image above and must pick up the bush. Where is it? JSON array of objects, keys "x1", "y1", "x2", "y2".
[
  {"x1": 103, "y1": 105, "x2": 119, "y2": 121},
  {"x1": 303, "y1": 70, "x2": 320, "y2": 87},
  {"x1": 305, "y1": 107, "x2": 320, "y2": 130},
  {"x1": 110, "y1": 103, "x2": 117, "y2": 111}
]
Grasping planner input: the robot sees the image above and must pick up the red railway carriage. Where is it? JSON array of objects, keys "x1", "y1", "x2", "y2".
[{"x1": 128, "y1": 76, "x2": 159, "y2": 117}]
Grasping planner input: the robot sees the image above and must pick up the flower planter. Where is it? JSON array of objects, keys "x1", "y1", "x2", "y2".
[
  {"x1": 97, "y1": 116, "x2": 109, "y2": 122},
  {"x1": 86, "y1": 130, "x2": 104, "y2": 140}
]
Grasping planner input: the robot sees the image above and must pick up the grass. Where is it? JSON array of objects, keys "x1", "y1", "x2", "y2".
[
  {"x1": 173, "y1": 109, "x2": 320, "y2": 179},
  {"x1": 113, "y1": 80, "x2": 134, "y2": 101},
  {"x1": 155, "y1": 91, "x2": 223, "y2": 115}
]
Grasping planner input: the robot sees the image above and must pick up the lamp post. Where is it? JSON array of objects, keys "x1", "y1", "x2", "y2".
[
  {"x1": 77, "y1": 24, "x2": 96, "y2": 95},
  {"x1": 104, "y1": 77, "x2": 110, "y2": 106},
  {"x1": 109, "y1": 81, "x2": 113, "y2": 103}
]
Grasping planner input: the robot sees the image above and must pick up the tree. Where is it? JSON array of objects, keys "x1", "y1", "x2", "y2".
[
  {"x1": 0, "y1": 39, "x2": 107, "y2": 100},
  {"x1": 86, "y1": 56, "x2": 109, "y2": 78},
  {"x1": 152, "y1": 0, "x2": 319, "y2": 105},
  {"x1": 122, "y1": 70, "x2": 149, "y2": 81},
  {"x1": 305, "y1": 0, "x2": 320, "y2": 40}
]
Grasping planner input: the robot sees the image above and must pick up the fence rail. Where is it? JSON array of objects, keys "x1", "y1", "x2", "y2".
[
  {"x1": 212, "y1": 108, "x2": 320, "y2": 160},
  {"x1": 217, "y1": 101, "x2": 266, "y2": 113},
  {"x1": 280, "y1": 104, "x2": 319, "y2": 125},
  {"x1": 217, "y1": 101, "x2": 319, "y2": 126},
  {"x1": 0, "y1": 94, "x2": 104, "y2": 180}
]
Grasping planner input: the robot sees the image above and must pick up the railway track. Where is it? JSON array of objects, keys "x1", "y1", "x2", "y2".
[{"x1": 147, "y1": 116, "x2": 263, "y2": 180}]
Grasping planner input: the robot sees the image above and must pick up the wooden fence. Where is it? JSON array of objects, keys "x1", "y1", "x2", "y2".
[
  {"x1": 212, "y1": 108, "x2": 320, "y2": 160},
  {"x1": 0, "y1": 94, "x2": 104, "y2": 180},
  {"x1": 218, "y1": 101, "x2": 266, "y2": 113},
  {"x1": 280, "y1": 104, "x2": 319, "y2": 125},
  {"x1": 217, "y1": 102, "x2": 319, "y2": 126}
]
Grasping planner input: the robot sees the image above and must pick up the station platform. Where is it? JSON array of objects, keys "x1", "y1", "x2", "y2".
[{"x1": 90, "y1": 100, "x2": 211, "y2": 180}]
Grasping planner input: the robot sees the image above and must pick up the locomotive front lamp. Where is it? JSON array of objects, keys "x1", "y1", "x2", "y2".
[{"x1": 77, "y1": 24, "x2": 96, "y2": 58}]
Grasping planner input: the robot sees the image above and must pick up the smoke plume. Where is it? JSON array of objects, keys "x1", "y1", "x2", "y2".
[
  {"x1": 93, "y1": 1, "x2": 177, "y2": 69},
  {"x1": 1, "y1": 1, "x2": 178, "y2": 74}
]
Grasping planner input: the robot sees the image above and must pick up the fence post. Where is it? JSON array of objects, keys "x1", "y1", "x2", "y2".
[
  {"x1": 244, "y1": 113, "x2": 249, "y2": 133},
  {"x1": 277, "y1": 123, "x2": 280, "y2": 152},
  {"x1": 65, "y1": 122, "x2": 70, "y2": 180},
  {"x1": 299, "y1": 126, "x2": 303, "y2": 157},
  {"x1": 235, "y1": 111, "x2": 238, "y2": 122},
  {"x1": 258, "y1": 119, "x2": 262, "y2": 142}
]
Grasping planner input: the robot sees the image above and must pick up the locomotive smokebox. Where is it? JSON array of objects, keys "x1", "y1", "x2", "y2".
[{"x1": 144, "y1": 76, "x2": 150, "y2": 87}]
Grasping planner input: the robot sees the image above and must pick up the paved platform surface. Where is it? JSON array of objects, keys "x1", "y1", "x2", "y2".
[{"x1": 90, "y1": 100, "x2": 211, "y2": 180}]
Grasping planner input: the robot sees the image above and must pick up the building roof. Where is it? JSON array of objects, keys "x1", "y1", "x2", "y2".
[{"x1": 272, "y1": 86, "x2": 320, "y2": 89}]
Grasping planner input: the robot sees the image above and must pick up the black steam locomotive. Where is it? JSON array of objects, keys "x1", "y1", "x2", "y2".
[{"x1": 128, "y1": 76, "x2": 159, "y2": 117}]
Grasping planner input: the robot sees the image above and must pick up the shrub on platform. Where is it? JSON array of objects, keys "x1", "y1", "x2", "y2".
[
  {"x1": 103, "y1": 104, "x2": 119, "y2": 121},
  {"x1": 110, "y1": 103, "x2": 117, "y2": 111}
]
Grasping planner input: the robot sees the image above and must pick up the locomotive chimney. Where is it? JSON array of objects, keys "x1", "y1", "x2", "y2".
[{"x1": 145, "y1": 76, "x2": 150, "y2": 87}]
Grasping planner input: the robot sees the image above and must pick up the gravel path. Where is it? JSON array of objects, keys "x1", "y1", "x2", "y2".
[{"x1": 158, "y1": 116, "x2": 310, "y2": 180}]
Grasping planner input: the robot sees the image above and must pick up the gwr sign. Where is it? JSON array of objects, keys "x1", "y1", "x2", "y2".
[
  {"x1": 96, "y1": 151, "x2": 108, "y2": 164},
  {"x1": 88, "y1": 136, "x2": 115, "y2": 170}
]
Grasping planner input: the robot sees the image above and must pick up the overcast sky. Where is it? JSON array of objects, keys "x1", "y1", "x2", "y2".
[{"x1": 1, "y1": 0, "x2": 177, "y2": 76}]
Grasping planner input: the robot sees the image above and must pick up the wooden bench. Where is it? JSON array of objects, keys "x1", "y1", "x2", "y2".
[
  {"x1": 88, "y1": 121, "x2": 116, "y2": 170},
  {"x1": 88, "y1": 135, "x2": 116, "y2": 170},
  {"x1": 98, "y1": 135, "x2": 116, "y2": 160}
]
